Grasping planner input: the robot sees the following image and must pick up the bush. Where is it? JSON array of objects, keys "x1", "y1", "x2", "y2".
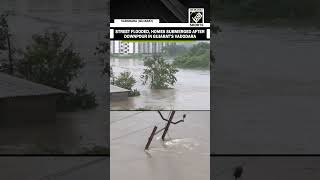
[
  {"x1": 113, "y1": 71, "x2": 140, "y2": 97},
  {"x1": 129, "y1": 89, "x2": 141, "y2": 97},
  {"x1": 58, "y1": 85, "x2": 98, "y2": 112}
]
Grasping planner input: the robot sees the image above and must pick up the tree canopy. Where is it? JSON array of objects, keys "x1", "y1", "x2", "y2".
[
  {"x1": 141, "y1": 54, "x2": 178, "y2": 89},
  {"x1": 17, "y1": 31, "x2": 84, "y2": 91}
]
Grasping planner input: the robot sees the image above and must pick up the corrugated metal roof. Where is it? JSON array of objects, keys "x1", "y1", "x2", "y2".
[
  {"x1": 0, "y1": 73, "x2": 66, "y2": 99},
  {"x1": 110, "y1": 85, "x2": 129, "y2": 93}
]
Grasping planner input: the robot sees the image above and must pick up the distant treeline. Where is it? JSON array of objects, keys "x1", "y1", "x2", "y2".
[
  {"x1": 172, "y1": 43, "x2": 210, "y2": 69},
  {"x1": 213, "y1": 0, "x2": 320, "y2": 19}
]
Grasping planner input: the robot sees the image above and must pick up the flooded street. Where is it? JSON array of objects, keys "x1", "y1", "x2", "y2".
[
  {"x1": 213, "y1": 21, "x2": 320, "y2": 154},
  {"x1": 111, "y1": 57, "x2": 210, "y2": 110},
  {"x1": 111, "y1": 111, "x2": 209, "y2": 180}
]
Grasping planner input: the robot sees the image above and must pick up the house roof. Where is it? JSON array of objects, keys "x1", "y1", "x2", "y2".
[
  {"x1": 110, "y1": 85, "x2": 130, "y2": 93},
  {"x1": 0, "y1": 73, "x2": 66, "y2": 99}
]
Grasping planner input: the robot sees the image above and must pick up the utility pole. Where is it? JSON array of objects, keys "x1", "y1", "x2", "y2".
[{"x1": 144, "y1": 111, "x2": 186, "y2": 150}]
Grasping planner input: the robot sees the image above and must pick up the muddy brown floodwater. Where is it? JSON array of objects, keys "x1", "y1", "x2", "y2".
[
  {"x1": 111, "y1": 111, "x2": 210, "y2": 180},
  {"x1": 110, "y1": 57, "x2": 210, "y2": 110}
]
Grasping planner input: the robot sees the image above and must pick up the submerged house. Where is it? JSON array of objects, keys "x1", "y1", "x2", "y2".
[
  {"x1": 0, "y1": 73, "x2": 66, "y2": 125},
  {"x1": 110, "y1": 85, "x2": 129, "y2": 101}
]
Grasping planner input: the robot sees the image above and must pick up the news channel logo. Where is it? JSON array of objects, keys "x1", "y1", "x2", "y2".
[{"x1": 188, "y1": 8, "x2": 204, "y2": 24}]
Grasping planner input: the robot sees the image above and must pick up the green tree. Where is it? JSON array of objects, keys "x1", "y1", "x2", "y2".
[
  {"x1": 17, "y1": 31, "x2": 84, "y2": 91},
  {"x1": 0, "y1": 11, "x2": 16, "y2": 75},
  {"x1": 141, "y1": 54, "x2": 178, "y2": 89}
]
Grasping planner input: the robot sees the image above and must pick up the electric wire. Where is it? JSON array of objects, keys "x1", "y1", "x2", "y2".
[
  {"x1": 111, "y1": 111, "x2": 188, "y2": 141},
  {"x1": 110, "y1": 111, "x2": 145, "y2": 124},
  {"x1": 111, "y1": 121, "x2": 164, "y2": 141}
]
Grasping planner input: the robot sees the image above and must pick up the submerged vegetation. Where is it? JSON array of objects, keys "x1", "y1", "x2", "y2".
[
  {"x1": 0, "y1": 15, "x2": 99, "y2": 111},
  {"x1": 113, "y1": 71, "x2": 140, "y2": 97},
  {"x1": 18, "y1": 31, "x2": 84, "y2": 91},
  {"x1": 141, "y1": 54, "x2": 178, "y2": 89},
  {"x1": 18, "y1": 31, "x2": 97, "y2": 111}
]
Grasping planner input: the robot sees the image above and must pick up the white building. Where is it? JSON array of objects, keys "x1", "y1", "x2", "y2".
[{"x1": 110, "y1": 41, "x2": 175, "y2": 54}]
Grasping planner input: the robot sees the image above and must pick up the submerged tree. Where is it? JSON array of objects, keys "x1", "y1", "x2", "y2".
[
  {"x1": 17, "y1": 31, "x2": 98, "y2": 111},
  {"x1": 17, "y1": 31, "x2": 84, "y2": 91},
  {"x1": 141, "y1": 54, "x2": 178, "y2": 89}
]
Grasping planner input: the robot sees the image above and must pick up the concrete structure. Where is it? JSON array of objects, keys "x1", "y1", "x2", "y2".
[
  {"x1": 0, "y1": 73, "x2": 65, "y2": 125},
  {"x1": 110, "y1": 85, "x2": 129, "y2": 101},
  {"x1": 111, "y1": 41, "x2": 175, "y2": 54}
]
